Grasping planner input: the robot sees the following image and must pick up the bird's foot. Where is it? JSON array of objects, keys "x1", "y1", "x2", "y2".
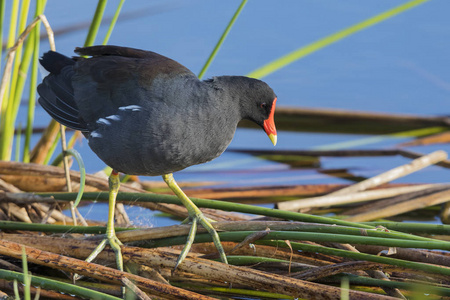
[
  {"x1": 87, "y1": 234, "x2": 124, "y2": 269},
  {"x1": 174, "y1": 210, "x2": 228, "y2": 272},
  {"x1": 162, "y1": 173, "x2": 228, "y2": 271},
  {"x1": 73, "y1": 233, "x2": 123, "y2": 282}
]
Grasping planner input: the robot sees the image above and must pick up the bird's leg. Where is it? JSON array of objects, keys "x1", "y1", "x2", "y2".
[
  {"x1": 84, "y1": 170, "x2": 123, "y2": 271},
  {"x1": 162, "y1": 173, "x2": 228, "y2": 269}
]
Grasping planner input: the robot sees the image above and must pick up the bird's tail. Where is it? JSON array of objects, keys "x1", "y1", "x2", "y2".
[{"x1": 37, "y1": 51, "x2": 87, "y2": 131}]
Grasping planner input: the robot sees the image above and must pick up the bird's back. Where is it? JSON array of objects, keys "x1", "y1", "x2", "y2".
[{"x1": 38, "y1": 46, "x2": 238, "y2": 175}]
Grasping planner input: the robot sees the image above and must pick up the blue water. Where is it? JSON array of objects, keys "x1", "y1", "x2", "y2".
[{"x1": 6, "y1": 0, "x2": 450, "y2": 225}]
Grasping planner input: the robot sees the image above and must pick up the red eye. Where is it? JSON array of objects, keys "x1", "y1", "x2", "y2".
[{"x1": 260, "y1": 103, "x2": 267, "y2": 109}]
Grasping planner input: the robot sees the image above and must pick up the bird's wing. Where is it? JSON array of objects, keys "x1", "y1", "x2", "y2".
[{"x1": 72, "y1": 46, "x2": 196, "y2": 127}]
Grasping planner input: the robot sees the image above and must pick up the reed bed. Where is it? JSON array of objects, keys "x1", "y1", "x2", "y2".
[{"x1": 1, "y1": 0, "x2": 450, "y2": 299}]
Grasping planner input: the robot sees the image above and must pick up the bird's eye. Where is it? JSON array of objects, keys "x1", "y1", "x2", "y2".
[{"x1": 260, "y1": 103, "x2": 267, "y2": 109}]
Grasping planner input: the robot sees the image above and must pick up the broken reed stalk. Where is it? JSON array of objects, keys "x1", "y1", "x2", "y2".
[
  {"x1": 344, "y1": 188, "x2": 450, "y2": 222},
  {"x1": 0, "y1": 236, "x2": 396, "y2": 300},
  {"x1": 278, "y1": 184, "x2": 439, "y2": 211},
  {"x1": 0, "y1": 160, "x2": 245, "y2": 222},
  {"x1": 0, "y1": 239, "x2": 214, "y2": 300},
  {"x1": 278, "y1": 150, "x2": 448, "y2": 211}
]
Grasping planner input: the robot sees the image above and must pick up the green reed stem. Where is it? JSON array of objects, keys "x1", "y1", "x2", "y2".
[
  {"x1": 102, "y1": 0, "x2": 125, "y2": 45},
  {"x1": 6, "y1": 0, "x2": 20, "y2": 48},
  {"x1": 193, "y1": 285, "x2": 294, "y2": 300},
  {"x1": 149, "y1": 231, "x2": 450, "y2": 251},
  {"x1": 0, "y1": 269, "x2": 120, "y2": 300},
  {"x1": 14, "y1": 123, "x2": 21, "y2": 161},
  {"x1": 21, "y1": 247, "x2": 31, "y2": 300},
  {"x1": 37, "y1": 192, "x2": 441, "y2": 244},
  {"x1": 84, "y1": 0, "x2": 108, "y2": 47},
  {"x1": 0, "y1": 220, "x2": 132, "y2": 233},
  {"x1": 0, "y1": 0, "x2": 20, "y2": 160},
  {"x1": 262, "y1": 240, "x2": 450, "y2": 277},
  {"x1": 24, "y1": 0, "x2": 46, "y2": 163},
  {"x1": 197, "y1": 0, "x2": 247, "y2": 79},
  {"x1": 246, "y1": 0, "x2": 430, "y2": 79},
  {"x1": 362, "y1": 221, "x2": 450, "y2": 235},
  {"x1": 337, "y1": 274, "x2": 450, "y2": 297},
  {"x1": 43, "y1": 130, "x2": 60, "y2": 165},
  {"x1": 0, "y1": 0, "x2": 5, "y2": 71}
]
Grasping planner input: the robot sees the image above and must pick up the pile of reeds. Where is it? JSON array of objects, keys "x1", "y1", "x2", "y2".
[
  {"x1": 1, "y1": 148, "x2": 450, "y2": 299},
  {"x1": 2, "y1": 0, "x2": 450, "y2": 299}
]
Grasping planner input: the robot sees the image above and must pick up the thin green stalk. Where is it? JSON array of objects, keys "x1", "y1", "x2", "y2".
[
  {"x1": 148, "y1": 231, "x2": 450, "y2": 251},
  {"x1": 36, "y1": 192, "x2": 443, "y2": 244},
  {"x1": 0, "y1": 269, "x2": 121, "y2": 300},
  {"x1": 0, "y1": 0, "x2": 6, "y2": 71},
  {"x1": 14, "y1": 123, "x2": 21, "y2": 161},
  {"x1": 6, "y1": 0, "x2": 20, "y2": 48},
  {"x1": 102, "y1": 0, "x2": 125, "y2": 45},
  {"x1": 246, "y1": 0, "x2": 430, "y2": 79},
  {"x1": 4, "y1": 0, "x2": 32, "y2": 159},
  {"x1": 334, "y1": 274, "x2": 450, "y2": 297},
  {"x1": 21, "y1": 247, "x2": 31, "y2": 300},
  {"x1": 65, "y1": 149, "x2": 86, "y2": 207},
  {"x1": 314, "y1": 126, "x2": 446, "y2": 150},
  {"x1": 260, "y1": 240, "x2": 450, "y2": 277},
  {"x1": 224, "y1": 255, "x2": 307, "y2": 267},
  {"x1": 0, "y1": 220, "x2": 132, "y2": 233},
  {"x1": 0, "y1": 0, "x2": 20, "y2": 159},
  {"x1": 43, "y1": 130, "x2": 60, "y2": 165},
  {"x1": 23, "y1": 0, "x2": 45, "y2": 163},
  {"x1": 84, "y1": 0, "x2": 108, "y2": 47},
  {"x1": 197, "y1": 0, "x2": 248, "y2": 79},
  {"x1": 9, "y1": 0, "x2": 31, "y2": 99},
  {"x1": 6, "y1": 12, "x2": 37, "y2": 160},
  {"x1": 362, "y1": 221, "x2": 450, "y2": 235},
  {"x1": 194, "y1": 286, "x2": 294, "y2": 299},
  {"x1": 13, "y1": 280, "x2": 19, "y2": 300},
  {"x1": 23, "y1": 31, "x2": 37, "y2": 163}
]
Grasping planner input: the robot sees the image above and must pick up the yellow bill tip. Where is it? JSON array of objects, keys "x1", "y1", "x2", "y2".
[{"x1": 268, "y1": 133, "x2": 277, "y2": 146}]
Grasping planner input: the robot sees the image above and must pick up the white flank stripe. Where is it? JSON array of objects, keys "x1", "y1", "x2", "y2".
[
  {"x1": 96, "y1": 118, "x2": 111, "y2": 125},
  {"x1": 91, "y1": 131, "x2": 102, "y2": 138},
  {"x1": 119, "y1": 105, "x2": 142, "y2": 111},
  {"x1": 106, "y1": 114, "x2": 121, "y2": 121}
]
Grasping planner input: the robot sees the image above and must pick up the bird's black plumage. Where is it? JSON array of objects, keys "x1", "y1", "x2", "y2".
[{"x1": 38, "y1": 45, "x2": 277, "y2": 175}]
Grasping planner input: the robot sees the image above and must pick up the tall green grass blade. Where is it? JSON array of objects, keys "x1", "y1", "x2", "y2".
[
  {"x1": 6, "y1": 0, "x2": 19, "y2": 48},
  {"x1": 15, "y1": 123, "x2": 21, "y2": 161},
  {"x1": 23, "y1": 0, "x2": 46, "y2": 163},
  {"x1": 246, "y1": 0, "x2": 430, "y2": 79},
  {"x1": 340, "y1": 277, "x2": 349, "y2": 300},
  {"x1": 13, "y1": 279, "x2": 20, "y2": 300},
  {"x1": 84, "y1": 0, "x2": 108, "y2": 47},
  {"x1": 314, "y1": 126, "x2": 445, "y2": 150},
  {"x1": 0, "y1": 269, "x2": 121, "y2": 300},
  {"x1": 39, "y1": 191, "x2": 438, "y2": 243},
  {"x1": 152, "y1": 230, "x2": 450, "y2": 251},
  {"x1": 0, "y1": 0, "x2": 5, "y2": 71},
  {"x1": 197, "y1": 286, "x2": 293, "y2": 299},
  {"x1": 0, "y1": 0, "x2": 20, "y2": 160},
  {"x1": 6, "y1": 28, "x2": 36, "y2": 161},
  {"x1": 21, "y1": 247, "x2": 31, "y2": 300},
  {"x1": 197, "y1": 0, "x2": 248, "y2": 79},
  {"x1": 43, "y1": 130, "x2": 60, "y2": 165},
  {"x1": 102, "y1": 0, "x2": 125, "y2": 45},
  {"x1": 9, "y1": 0, "x2": 31, "y2": 99}
]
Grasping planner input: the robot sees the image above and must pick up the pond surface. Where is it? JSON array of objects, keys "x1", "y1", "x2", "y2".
[{"x1": 9, "y1": 0, "x2": 450, "y2": 226}]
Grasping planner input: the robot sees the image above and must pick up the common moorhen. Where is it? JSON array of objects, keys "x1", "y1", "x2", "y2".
[{"x1": 37, "y1": 45, "x2": 277, "y2": 271}]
